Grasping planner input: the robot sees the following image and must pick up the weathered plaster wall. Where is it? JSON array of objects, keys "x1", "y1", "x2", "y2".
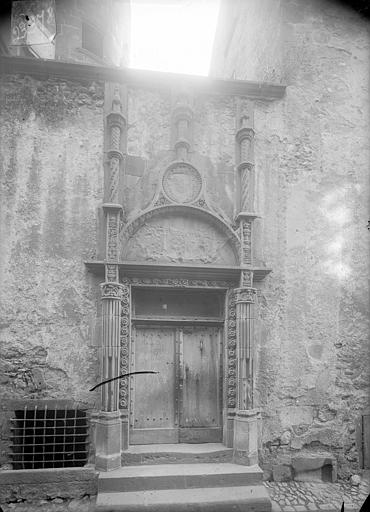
[
  {"x1": 212, "y1": 0, "x2": 370, "y2": 478},
  {"x1": 0, "y1": 74, "x2": 104, "y2": 464}
]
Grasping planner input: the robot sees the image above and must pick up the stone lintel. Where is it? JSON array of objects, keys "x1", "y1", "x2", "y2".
[{"x1": 85, "y1": 261, "x2": 272, "y2": 283}]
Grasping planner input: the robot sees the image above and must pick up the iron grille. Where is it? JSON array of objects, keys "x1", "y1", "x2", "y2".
[{"x1": 10, "y1": 406, "x2": 89, "y2": 469}]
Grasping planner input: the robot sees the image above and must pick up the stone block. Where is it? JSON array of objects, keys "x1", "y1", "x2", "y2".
[
  {"x1": 233, "y1": 409, "x2": 261, "y2": 465},
  {"x1": 272, "y1": 464, "x2": 293, "y2": 482},
  {"x1": 292, "y1": 452, "x2": 337, "y2": 483}
]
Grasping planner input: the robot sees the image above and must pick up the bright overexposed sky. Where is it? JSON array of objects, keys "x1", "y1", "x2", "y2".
[{"x1": 129, "y1": 0, "x2": 220, "y2": 76}]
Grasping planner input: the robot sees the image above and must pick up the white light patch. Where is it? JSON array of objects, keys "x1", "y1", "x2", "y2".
[{"x1": 130, "y1": 0, "x2": 220, "y2": 76}]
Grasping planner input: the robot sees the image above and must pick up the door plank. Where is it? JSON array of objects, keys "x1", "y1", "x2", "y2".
[
  {"x1": 181, "y1": 326, "x2": 220, "y2": 431},
  {"x1": 131, "y1": 326, "x2": 177, "y2": 443}
]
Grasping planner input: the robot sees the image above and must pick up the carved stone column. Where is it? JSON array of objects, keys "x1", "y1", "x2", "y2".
[
  {"x1": 172, "y1": 93, "x2": 193, "y2": 161},
  {"x1": 95, "y1": 283, "x2": 124, "y2": 472},
  {"x1": 232, "y1": 98, "x2": 261, "y2": 465},
  {"x1": 235, "y1": 286, "x2": 255, "y2": 410},
  {"x1": 95, "y1": 84, "x2": 127, "y2": 472}
]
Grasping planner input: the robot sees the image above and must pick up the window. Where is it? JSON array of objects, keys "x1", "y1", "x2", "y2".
[{"x1": 10, "y1": 406, "x2": 89, "y2": 469}]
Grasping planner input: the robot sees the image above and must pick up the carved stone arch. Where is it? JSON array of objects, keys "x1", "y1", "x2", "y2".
[{"x1": 120, "y1": 205, "x2": 240, "y2": 265}]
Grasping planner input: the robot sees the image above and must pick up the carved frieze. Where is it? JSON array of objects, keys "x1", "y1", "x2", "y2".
[
  {"x1": 121, "y1": 213, "x2": 238, "y2": 265},
  {"x1": 227, "y1": 291, "x2": 237, "y2": 408},
  {"x1": 127, "y1": 277, "x2": 231, "y2": 288},
  {"x1": 119, "y1": 283, "x2": 130, "y2": 409}
]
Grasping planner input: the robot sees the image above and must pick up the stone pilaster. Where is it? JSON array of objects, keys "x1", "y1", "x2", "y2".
[
  {"x1": 95, "y1": 282, "x2": 124, "y2": 471},
  {"x1": 96, "y1": 83, "x2": 128, "y2": 471},
  {"x1": 235, "y1": 287, "x2": 256, "y2": 410},
  {"x1": 232, "y1": 98, "x2": 261, "y2": 464}
]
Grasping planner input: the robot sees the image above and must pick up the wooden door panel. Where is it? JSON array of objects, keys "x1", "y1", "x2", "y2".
[
  {"x1": 181, "y1": 326, "x2": 221, "y2": 430},
  {"x1": 130, "y1": 326, "x2": 178, "y2": 444}
]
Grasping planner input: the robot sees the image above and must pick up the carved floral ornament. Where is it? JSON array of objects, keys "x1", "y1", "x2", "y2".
[
  {"x1": 121, "y1": 277, "x2": 233, "y2": 288},
  {"x1": 227, "y1": 290, "x2": 237, "y2": 408},
  {"x1": 101, "y1": 282, "x2": 125, "y2": 299},
  {"x1": 234, "y1": 287, "x2": 257, "y2": 304}
]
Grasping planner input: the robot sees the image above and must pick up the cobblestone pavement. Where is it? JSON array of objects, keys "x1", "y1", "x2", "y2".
[
  {"x1": 1, "y1": 479, "x2": 369, "y2": 511},
  {"x1": 264, "y1": 477, "x2": 370, "y2": 512}
]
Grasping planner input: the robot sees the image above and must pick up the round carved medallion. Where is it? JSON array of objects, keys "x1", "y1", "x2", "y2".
[{"x1": 162, "y1": 163, "x2": 202, "y2": 204}]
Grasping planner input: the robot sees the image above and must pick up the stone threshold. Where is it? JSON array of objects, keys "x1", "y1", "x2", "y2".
[{"x1": 126, "y1": 443, "x2": 232, "y2": 454}]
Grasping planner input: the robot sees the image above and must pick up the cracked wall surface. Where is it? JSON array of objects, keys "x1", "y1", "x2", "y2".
[
  {"x1": 211, "y1": 0, "x2": 370, "y2": 478},
  {"x1": 0, "y1": 74, "x2": 104, "y2": 466}
]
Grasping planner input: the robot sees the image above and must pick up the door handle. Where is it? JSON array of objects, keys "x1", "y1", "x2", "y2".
[{"x1": 200, "y1": 339, "x2": 203, "y2": 353}]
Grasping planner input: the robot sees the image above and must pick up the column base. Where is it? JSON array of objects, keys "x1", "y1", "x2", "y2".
[
  {"x1": 223, "y1": 410, "x2": 236, "y2": 448},
  {"x1": 233, "y1": 408, "x2": 261, "y2": 465},
  {"x1": 120, "y1": 410, "x2": 129, "y2": 451},
  {"x1": 95, "y1": 411, "x2": 122, "y2": 472}
]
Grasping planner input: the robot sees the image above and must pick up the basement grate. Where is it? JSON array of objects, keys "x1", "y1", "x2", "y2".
[{"x1": 9, "y1": 406, "x2": 89, "y2": 469}]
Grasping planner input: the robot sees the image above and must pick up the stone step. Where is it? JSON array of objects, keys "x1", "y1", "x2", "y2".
[
  {"x1": 95, "y1": 484, "x2": 271, "y2": 512},
  {"x1": 121, "y1": 443, "x2": 234, "y2": 466},
  {"x1": 99, "y1": 463, "x2": 263, "y2": 493}
]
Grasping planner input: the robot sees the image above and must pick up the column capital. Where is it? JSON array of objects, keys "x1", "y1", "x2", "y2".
[
  {"x1": 107, "y1": 149, "x2": 124, "y2": 161},
  {"x1": 237, "y1": 161, "x2": 254, "y2": 172},
  {"x1": 235, "y1": 126, "x2": 255, "y2": 144},
  {"x1": 234, "y1": 287, "x2": 257, "y2": 304},
  {"x1": 235, "y1": 212, "x2": 260, "y2": 224},
  {"x1": 102, "y1": 203, "x2": 123, "y2": 212},
  {"x1": 100, "y1": 282, "x2": 125, "y2": 300},
  {"x1": 107, "y1": 110, "x2": 126, "y2": 130}
]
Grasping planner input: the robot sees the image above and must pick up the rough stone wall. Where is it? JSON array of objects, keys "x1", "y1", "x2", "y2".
[
  {"x1": 0, "y1": 73, "x2": 105, "y2": 465},
  {"x1": 55, "y1": 0, "x2": 130, "y2": 66},
  {"x1": 211, "y1": 0, "x2": 370, "y2": 478}
]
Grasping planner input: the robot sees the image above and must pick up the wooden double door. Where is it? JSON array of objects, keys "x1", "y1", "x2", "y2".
[{"x1": 129, "y1": 324, "x2": 222, "y2": 444}]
